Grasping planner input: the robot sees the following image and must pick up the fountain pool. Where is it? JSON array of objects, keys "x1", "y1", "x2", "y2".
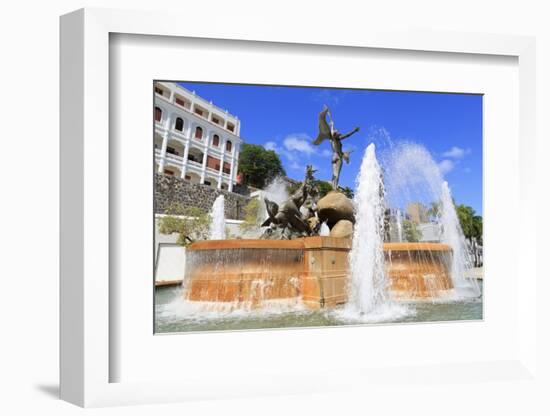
[{"x1": 155, "y1": 280, "x2": 482, "y2": 333}]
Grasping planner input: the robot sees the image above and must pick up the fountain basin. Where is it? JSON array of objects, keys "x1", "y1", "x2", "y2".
[
  {"x1": 183, "y1": 237, "x2": 453, "y2": 309},
  {"x1": 384, "y1": 242, "x2": 454, "y2": 300}
]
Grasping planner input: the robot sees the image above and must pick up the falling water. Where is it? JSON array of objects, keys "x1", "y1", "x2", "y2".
[
  {"x1": 381, "y1": 141, "x2": 480, "y2": 299},
  {"x1": 396, "y1": 209, "x2": 403, "y2": 242},
  {"x1": 209, "y1": 195, "x2": 226, "y2": 240},
  {"x1": 440, "y1": 182, "x2": 480, "y2": 296},
  {"x1": 344, "y1": 144, "x2": 391, "y2": 316}
]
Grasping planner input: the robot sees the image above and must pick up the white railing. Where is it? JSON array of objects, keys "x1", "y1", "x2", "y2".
[
  {"x1": 165, "y1": 153, "x2": 183, "y2": 163},
  {"x1": 186, "y1": 159, "x2": 202, "y2": 167},
  {"x1": 155, "y1": 92, "x2": 171, "y2": 103}
]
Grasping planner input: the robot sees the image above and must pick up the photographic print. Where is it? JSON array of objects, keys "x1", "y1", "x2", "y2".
[{"x1": 153, "y1": 81, "x2": 483, "y2": 333}]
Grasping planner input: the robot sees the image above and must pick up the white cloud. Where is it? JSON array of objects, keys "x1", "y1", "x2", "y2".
[
  {"x1": 289, "y1": 161, "x2": 303, "y2": 171},
  {"x1": 442, "y1": 146, "x2": 471, "y2": 159},
  {"x1": 438, "y1": 159, "x2": 455, "y2": 175},
  {"x1": 264, "y1": 133, "x2": 333, "y2": 174},
  {"x1": 264, "y1": 141, "x2": 278, "y2": 151},
  {"x1": 283, "y1": 134, "x2": 317, "y2": 156}
]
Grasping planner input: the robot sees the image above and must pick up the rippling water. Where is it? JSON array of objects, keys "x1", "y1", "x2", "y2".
[{"x1": 155, "y1": 281, "x2": 482, "y2": 334}]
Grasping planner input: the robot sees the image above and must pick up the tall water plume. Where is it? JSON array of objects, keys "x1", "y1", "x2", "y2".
[
  {"x1": 209, "y1": 195, "x2": 226, "y2": 240},
  {"x1": 440, "y1": 181, "x2": 480, "y2": 296},
  {"x1": 381, "y1": 142, "x2": 443, "y2": 213},
  {"x1": 345, "y1": 143, "x2": 389, "y2": 315},
  {"x1": 395, "y1": 209, "x2": 403, "y2": 242},
  {"x1": 380, "y1": 141, "x2": 480, "y2": 298}
]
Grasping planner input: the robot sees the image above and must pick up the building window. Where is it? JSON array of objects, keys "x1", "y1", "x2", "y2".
[
  {"x1": 175, "y1": 97, "x2": 187, "y2": 107},
  {"x1": 212, "y1": 134, "x2": 220, "y2": 147},
  {"x1": 175, "y1": 117, "x2": 184, "y2": 131},
  {"x1": 204, "y1": 180, "x2": 211, "y2": 186},
  {"x1": 185, "y1": 175, "x2": 191, "y2": 180},
  {"x1": 195, "y1": 126, "x2": 203, "y2": 139},
  {"x1": 163, "y1": 169, "x2": 174, "y2": 176},
  {"x1": 212, "y1": 116, "x2": 220, "y2": 124},
  {"x1": 166, "y1": 146, "x2": 179, "y2": 156},
  {"x1": 154, "y1": 107, "x2": 162, "y2": 122},
  {"x1": 154, "y1": 86, "x2": 164, "y2": 96},
  {"x1": 195, "y1": 107, "x2": 203, "y2": 116},
  {"x1": 226, "y1": 140, "x2": 232, "y2": 152},
  {"x1": 223, "y1": 162, "x2": 231, "y2": 174},
  {"x1": 227, "y1": 123, "x2": 235, "y2": 132}
]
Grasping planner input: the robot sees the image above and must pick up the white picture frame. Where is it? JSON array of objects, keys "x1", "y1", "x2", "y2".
[{"x1": 60, "y1": 8, "x2": 539, "y2": 408}]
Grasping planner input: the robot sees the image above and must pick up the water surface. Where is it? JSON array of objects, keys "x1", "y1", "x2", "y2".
[{"x1": 155, "y1": 281, "x2": 483, "y2": 334}]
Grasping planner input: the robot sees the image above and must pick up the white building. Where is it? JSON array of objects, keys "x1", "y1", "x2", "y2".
[
  {"x1": 154, "y1": 82, "x2": 242, "y2": 192},
  {"x1": 417, "y1": 222, "x2": 441, "y2": 242}
]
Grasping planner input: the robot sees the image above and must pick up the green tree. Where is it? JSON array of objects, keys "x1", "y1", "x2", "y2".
[
  {"x1": 427, "y1": 201, "x2": 442, "y2": 221},
  {"x1": 337, "y1": 186, "x2": 354, "y2": 199},
  {"x1": 287, "y1": 179, "x2": 353, "y2": 200},
  {"x1": 472, "y1": 215, "x2": 483, "y2": 245},
  {"x1": 312, "y1": 180, "x2": 333, "y2": 198},
  {"x1": 455, "y1": 204, "x2": 483, "y2": 244},
  {"x1": 238, "y1": 144, "x2": 286, "y2": 189},
  {"x1": 158, "y1": 203, "x2": 211, "y2": 246},
  {"x1": 239, "y1": 198, "x2": 261, "y2": 232},
  {"x1": 402, "y1": 219, "x2": 421, "y2": 242}
]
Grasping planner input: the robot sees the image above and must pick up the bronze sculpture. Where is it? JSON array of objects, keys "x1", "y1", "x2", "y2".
[
  {"x1": 261, "y1": 165, "x2": 318, "y2": 239},
  {"x1": 313, "y1": 106, "x2": 360, "y2": 190}
]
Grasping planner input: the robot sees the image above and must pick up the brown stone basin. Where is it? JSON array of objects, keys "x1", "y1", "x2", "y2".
[
  {"x1": 183, "y1": 237, "x2": 453, "y2": 310},
  {"x1": 384, "y1": 242, "x2": 453, "y2": 300}
]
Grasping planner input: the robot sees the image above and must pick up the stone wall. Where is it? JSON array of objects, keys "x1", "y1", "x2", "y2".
[{"x1": 155, "y1": 173, "x2": 251, "y2": 220}]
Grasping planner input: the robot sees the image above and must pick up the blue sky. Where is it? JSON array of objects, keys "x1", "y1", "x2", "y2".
[{"x1": 178, "y1": 82, "x2": 482, "y2": 215}]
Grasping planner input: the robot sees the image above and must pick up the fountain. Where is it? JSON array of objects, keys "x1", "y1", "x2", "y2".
[
  {"x1": 209, "y1": 195, "x2": 226, "y2": 240},
  {"x1": 380, "y1": 141, "x2": 479, "y2": 300},
  {"x1": 345, "y1": 143, "x2": 389, "y2": 315},
  {"x1": 171, "y1": 107, "x2": 478, "y2": 321},
  {"x1": 395, "y1": 209, "x2": 403, "y2": 242},
  {"x1": 440, "y1": 181, "x2": 480, "y2": 297}
]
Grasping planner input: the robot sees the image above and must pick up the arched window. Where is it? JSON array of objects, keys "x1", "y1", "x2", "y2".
[
  {"x1": 212, "y1": 135, "x2": 220, "y2": 147},
  {"x1": 154, "y1": 107, "x2": 162, "y2": 122},
  {"x1": 226, "y1": 140, "x2": 232, "y2": 152},
  {"x1": 195, "y1": 126, "x2": 203, "y2": 139},
  {"x1": 174, "y1": 117, "x2": 184, "y2": 131}
]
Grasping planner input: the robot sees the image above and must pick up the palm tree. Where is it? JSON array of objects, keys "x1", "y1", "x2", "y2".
[{"x1": 427, "y1": 201, "x2": 442, "y2": 221}]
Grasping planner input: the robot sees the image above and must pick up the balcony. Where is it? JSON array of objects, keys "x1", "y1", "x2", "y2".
[
  {"x1": 154, "y1": 91, "x2": 171, "y2": 103},
  {"x1": 165, "y1": 153, "x2": 184, "y2": 164},
  {"x1": 186, "y1": 159, "x2": 203, "y2": 168}
]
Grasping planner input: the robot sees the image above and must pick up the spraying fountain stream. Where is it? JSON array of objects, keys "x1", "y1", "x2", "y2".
[
  {"x1": 209, "y1": 195, "x2": 226, "y2": 240},
  {"x1": 345, "y1": 143, "x2": 389, "y2": 315}
]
